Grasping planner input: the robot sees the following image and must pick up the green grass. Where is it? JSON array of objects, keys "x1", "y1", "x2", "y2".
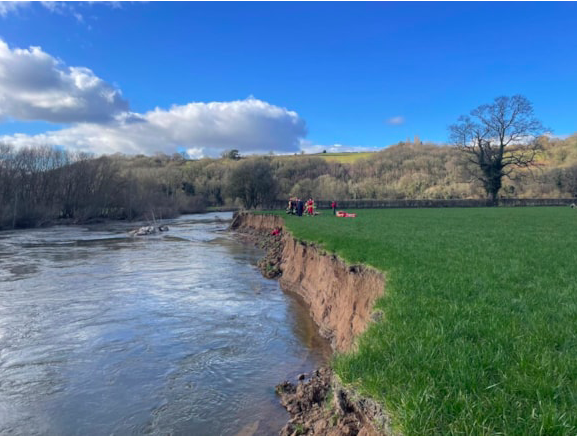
[
  {"x1": 274, "y1": 151, "x2": 376, "y2": 163},
  {"x1": 312, "y1": 152, "x2": 375, "y2": 163},
  {"x1": 272, "y1": 208, "x2": 577, "y2": 435}
]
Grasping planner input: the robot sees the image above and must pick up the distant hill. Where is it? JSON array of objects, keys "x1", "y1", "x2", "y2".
[
  {"x1": 274, "y1": 151, "x2": 376, "y2": 163},
  {"x1": 309, "y1": 152, "x2": 376, "y2": 163},
  {"x1": 1, "y1": 134, "x2": 575, "y2": 229}
]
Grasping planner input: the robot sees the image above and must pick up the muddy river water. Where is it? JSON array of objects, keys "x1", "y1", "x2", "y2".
[{"x1": 0, "y1": 213, "x2": 330, "y2": 435}]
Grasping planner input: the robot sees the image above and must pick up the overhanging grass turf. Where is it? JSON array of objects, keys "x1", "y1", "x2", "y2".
[{"x1": 273, "y1": 207, "x2": 576, "y2": 435}]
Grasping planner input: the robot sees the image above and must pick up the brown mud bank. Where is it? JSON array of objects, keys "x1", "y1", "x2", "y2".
[
  {"x1": 231, "y1": 212, "x2": 393, "y2": 435},
  {"x1": 230, "y1": 212, "x2": 385, "y2": 352}
]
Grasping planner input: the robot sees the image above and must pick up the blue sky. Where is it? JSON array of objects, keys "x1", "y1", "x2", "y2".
[{"x1": 0, "y1": 1, "x2": 576, "y2": 157}]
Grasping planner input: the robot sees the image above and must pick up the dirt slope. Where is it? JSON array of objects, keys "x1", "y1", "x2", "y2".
[
  {"x1": 232, "y1": 212, "x2": 392, "y2": 435},
  {"x1": 232, "y1": 212, "x2": 385, "y2": 351}
]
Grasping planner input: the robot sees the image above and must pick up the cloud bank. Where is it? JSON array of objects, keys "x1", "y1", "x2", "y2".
[
  {"x1": 0, "y1": 39, "x2": 308, "y2": 157},
  {"x1": 1, "y1": 98, "x2": 307, "y2": 158},
  {"x1": 0, "y1": 40, "x2": 129, "y2": 123}
]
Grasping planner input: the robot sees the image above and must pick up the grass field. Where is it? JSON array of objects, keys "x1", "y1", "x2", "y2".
[
  {"x1": 310, "y1": 152, "x2": 376, "y2": 163},
  {"x1": 274, "y1": 152, "x2": 376, "y2": 163},
  {"x1": 274, "y1": 208, "x2": 576, "y2": 435}
]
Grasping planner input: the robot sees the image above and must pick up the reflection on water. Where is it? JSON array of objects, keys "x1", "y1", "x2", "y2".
[{"x1": 0, "y1": 213, "x2": 330, "y2": 435}]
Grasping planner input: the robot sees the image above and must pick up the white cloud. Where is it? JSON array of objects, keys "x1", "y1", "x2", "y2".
[
  {"x1": 2, "y1": 2, "x2": 117, "y2": 28},
  {"x1": 0, "y1": 39, "x2": 307, "y2": 157},
  {"x1": 298, "y1": 139, "x2": 380, "y2": 154},
  {"x1": 0, "y1": 2, "x2": 29, "y2": 16},
  {"x1": 386, "y1": 116, "x2": 405, "y2": 125},
  {"x1": 40, "y1": 1, "x2": 67, "y2": 14},
  {"x1": 41, "y1": 1, "x2": 84, "y2": 22},
  {"x1": 0, "y1": 97, "x2": 308, "y2": 157},
  {"x1": 0, "y1": 39, "x2": 129, "y2": 123}
]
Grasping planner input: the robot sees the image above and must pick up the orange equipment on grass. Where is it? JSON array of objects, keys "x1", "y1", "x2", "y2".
[{"x1": 336, "y1": 211, "x2": 357, "y2": 218}]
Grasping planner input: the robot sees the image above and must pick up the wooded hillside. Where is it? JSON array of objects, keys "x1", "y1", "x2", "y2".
[{"x1": 1, "y1": 134, "x2": 575, "y2": 229}]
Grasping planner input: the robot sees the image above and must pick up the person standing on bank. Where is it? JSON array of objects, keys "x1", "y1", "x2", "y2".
[{"x1": 331, "y1": 200, "x2": 337, "y2": 215}]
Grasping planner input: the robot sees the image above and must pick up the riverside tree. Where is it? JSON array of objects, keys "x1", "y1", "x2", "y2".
[
  {"x1": 227, "y1": 158, "x2": 278, "y2": 209},
  {"x1": 449, "y1": 95, "x2": 547, "y2": 205}
]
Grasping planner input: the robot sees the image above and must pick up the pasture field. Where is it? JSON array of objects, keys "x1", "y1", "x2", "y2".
[
  {"x1": 310, "y1": 152, "x2": 376, "y2": 163},
  {"x1": 277, "y1": 207, "x2": 577, "y2": 435},
  {"x1": 274, "y1": 151, "x2": 376, "y2": 163}
]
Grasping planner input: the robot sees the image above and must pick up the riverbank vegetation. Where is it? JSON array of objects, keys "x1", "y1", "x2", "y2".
[
  {"x1": 276, "y1": 207, "x2": 576, "y2": 435},
  {"x1": 0, "y1": 145, "x2": 206, "y2": 229},
  {"x1": 1, "y1": 133, "x2": 576, "y2": 229}
]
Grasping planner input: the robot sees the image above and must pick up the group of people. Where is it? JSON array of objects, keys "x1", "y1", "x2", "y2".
[
  {"x1": 287, "y1": 197, "x2": 317, "y2": 216},
  {"x1": 287, "y1": 198, "x2": 339, "y2": 216}
]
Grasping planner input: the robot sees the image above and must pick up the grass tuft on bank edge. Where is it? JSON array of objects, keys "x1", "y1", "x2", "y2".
[{"x1": 271, "y1": 207, "x2": 577, "y2": 435}]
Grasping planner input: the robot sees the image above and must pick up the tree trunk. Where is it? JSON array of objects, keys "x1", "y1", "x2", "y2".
[
  {"x1": 482, "y1": 165, "x2": 502, "y2": 207},
  {"x1": 488, "y1": 190, "x2": 498, "y2": 207},
  {"x1": 487, "y1": 175, "x2": 501, "y2": 206},
  {"x1": 12, "y1": 192, "x2": 18, "y2": 229}
]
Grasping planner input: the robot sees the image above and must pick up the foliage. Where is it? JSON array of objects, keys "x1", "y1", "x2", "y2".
[
  {"x1": 1, "y1": 133, "x2": 576, "y2": 228},
  {"x1": 0, "y1": 145, "x2": 206, "y2": 229},
  {"x1": 277, "y1": 208, "x2": 577, "y2": 435},
  {"x1": 221, "y1": 149, "x2": 241, "y2": 160},
  {"x1": 226, "y1": 158, "x2": 278, "y2": 209}
]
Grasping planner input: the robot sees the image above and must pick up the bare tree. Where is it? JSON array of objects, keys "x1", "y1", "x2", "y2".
[{"x1": 449, "y1": 95, "x2": 548, "y2": 205}]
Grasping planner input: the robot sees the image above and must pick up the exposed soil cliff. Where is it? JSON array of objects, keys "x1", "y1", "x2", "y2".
[
  {"x1": 231, "y1": 212, "x2": 385, "y2": 352},
  {"x1": 279, "y1": 237, "x2": 385, "y2": 352},
  {"x1": 232, "y1": 212, "x2": 392, "y2": 435}
]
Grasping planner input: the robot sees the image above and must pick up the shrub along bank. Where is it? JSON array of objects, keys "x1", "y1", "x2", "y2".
[{"x1": 275, "y1": 207, "x2": 576, "y2": 435}]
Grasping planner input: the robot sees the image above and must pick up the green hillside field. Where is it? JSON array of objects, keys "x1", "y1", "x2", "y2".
[
  {"x1": 275, "y1": 151, "x2": 376, "y2": 163},
  {"x1": 311, "y1": 152, "x2": 376, "y2": 163},
  {"x1": 274, "y1": 207, "x2": 577, "y2": 435}
]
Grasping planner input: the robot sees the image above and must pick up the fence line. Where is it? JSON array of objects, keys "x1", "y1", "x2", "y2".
[{"x1": 265, "y1": 198, "x2": 575, "y2": 210}]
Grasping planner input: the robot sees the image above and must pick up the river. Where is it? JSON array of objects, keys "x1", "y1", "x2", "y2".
[{"x1": 0, "y1": 213, "x2": 330, "y2": 435}]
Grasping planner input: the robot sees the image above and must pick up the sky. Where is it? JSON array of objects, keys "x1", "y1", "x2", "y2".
[{"x1": 0, "y1": 1, "x2": 576, "y2": 157}]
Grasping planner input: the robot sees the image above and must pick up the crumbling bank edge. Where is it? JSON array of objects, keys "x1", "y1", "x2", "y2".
[{"x1": 231, "y1": 212, "x2": 395, "y2": 435}]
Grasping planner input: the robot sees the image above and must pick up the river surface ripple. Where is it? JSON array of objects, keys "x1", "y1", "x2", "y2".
[{"x1": 0, "y1": 213, "x2": 330, "y2": 436}]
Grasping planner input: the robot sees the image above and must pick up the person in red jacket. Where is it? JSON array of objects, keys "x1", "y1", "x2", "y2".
[{"x1": 331, "y1": 200, "x2": 337, "y2": 215}]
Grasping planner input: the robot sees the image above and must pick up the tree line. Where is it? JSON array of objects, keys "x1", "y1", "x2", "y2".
[
  {"x1": 0, "y1": 145, "x2": 204, "y2": 229},
  {"x1": 1, "y1": 96, "x2": 576, "y2": 229}
]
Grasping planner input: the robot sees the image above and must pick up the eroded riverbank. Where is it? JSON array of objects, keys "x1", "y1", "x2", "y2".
[{"x1": 231, "y1": 212, "x2": 392, "y2": 435}]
